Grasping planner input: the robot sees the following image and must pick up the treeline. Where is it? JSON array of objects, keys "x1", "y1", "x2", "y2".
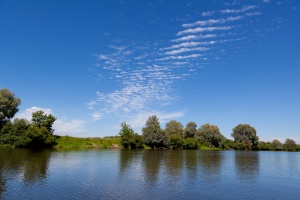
[
  {"x1": 119, "y1": 115, "x2": 300, "y2": 151},
  {"x1": 1, "y1": 88, "x2": 299, "y2": 151},
  {"x1": 0, "y1": 89, "x2": 56, "y2": 148}
]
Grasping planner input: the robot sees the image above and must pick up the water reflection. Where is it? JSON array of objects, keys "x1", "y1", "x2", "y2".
[
  {"x1": 142, "y1": 150, "x2": 164, "y2": 184},
  {"x1": 119, "y1": 149, "x2": 137, "y2": 174},
  {"x1": 184, "y1": 150, "x2": 198, "y2": 179},
  {"x1": 235, "y1": 151, "x2": 259, "y2": 183},
  {"x1": 198, "y1": 151, "x2": 223, "y2": 182},
  {"x1": 164, "y1": 150, "x2": 184, "y2": 177},
  {"x1": 0, "y1": 148, "x2": 51, "y2": 195}
]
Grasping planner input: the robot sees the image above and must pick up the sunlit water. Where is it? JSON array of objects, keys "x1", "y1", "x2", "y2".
[{"x1": 0, "y1": 149, "x2": 299, "y2": 199}]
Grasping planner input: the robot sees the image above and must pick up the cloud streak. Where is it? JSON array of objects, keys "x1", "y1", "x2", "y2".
[{"x1": 89, "y1": 3, "x2": 267, "y2": 126}]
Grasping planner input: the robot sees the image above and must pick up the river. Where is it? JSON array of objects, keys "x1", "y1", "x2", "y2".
[{"x1": 0, "y1": 149, "x2": 299, "y2": 199}]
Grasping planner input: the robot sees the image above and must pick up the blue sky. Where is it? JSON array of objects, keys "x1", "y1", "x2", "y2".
[{"x1": 1, "y1": 0, "x2": 300, "y2": 142}]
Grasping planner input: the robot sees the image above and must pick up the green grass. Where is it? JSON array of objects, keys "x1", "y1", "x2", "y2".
[
  {"x1": 200, "y1": 145, "x2": 222, "y2": 150},
  {"x1": 54, "y1": 135, "x2": 121, "y2": 149}
]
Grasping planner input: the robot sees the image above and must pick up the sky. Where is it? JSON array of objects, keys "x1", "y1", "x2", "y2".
[{"x1": 1, "y1": 0, "x2": 300, "y2": 142}]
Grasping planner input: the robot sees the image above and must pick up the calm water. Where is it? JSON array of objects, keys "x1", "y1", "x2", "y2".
[{"x1": 0, "y1": 149, "x2": 299, "y2": 200}]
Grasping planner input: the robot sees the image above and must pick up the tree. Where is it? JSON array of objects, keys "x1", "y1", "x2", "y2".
[
  {"x1": 184, "y1": 122, "x2": 197, "y2": 138},
  {"x1": 164, "y1": 120, "x2": 183, "y2": 137},
  {"x1": 31, "y1": 111, "x2": 56, "y2": 133},
  {"x1": 26, "y1": 111, "x2": 57, "y2": 148},
  {"x1": 119, "y1": 122, "x2": 135, "y2": 149},
  {"x1": 231, "y1": 124, "x2": 259, "y2": 150},
  {"x1": 271, "y1": 139, "x2": 283, "y2": 151},
  {"x1": 197, "y1": 123, "x2": 226, "y2": 148},
  {"x1": 183, "y1": 138, "x2": 199, "y2": 149},
  {"x1": 169, "y1": 134, "x2": 184, "y2": 149},
  {"x1": 142, "y1": 115, "x2": 168, "y2": 148},
  {"x1": 0, "y1": 89, "x2": 21, "y2": 128},
  {"x1": 0, "y1": 118, "x2": 30, "y2": 147},
  {"x1": 283, "y1": 138, "x2": 296, "y2": 151}
]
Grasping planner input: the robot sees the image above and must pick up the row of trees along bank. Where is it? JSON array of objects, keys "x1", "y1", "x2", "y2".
[
  {"x1": 119, "y1": 115, "x2": 300, "y2": 151},
  {"x1": 1, "y1": 88, "x2": 299, "y2": 150},
  {"x1": 0, "y1": 89, "x2": 56, "y2": 148}
]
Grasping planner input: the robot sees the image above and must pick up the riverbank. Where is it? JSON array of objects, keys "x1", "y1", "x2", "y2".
[{"x1": 53, "y1": 135, "x2": 122, "y2": 149}]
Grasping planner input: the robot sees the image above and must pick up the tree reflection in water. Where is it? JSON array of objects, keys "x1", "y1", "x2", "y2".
[
  {"x1": 198, "y1": 151, "x2": 223, "y2": 182},
  {"x1": 164, "y1": 150, "x2": 184, "y2": 177},
  {"x1": 0, "y1": 148, "x2": 51, "y2": 196},
  {"x1": 235, "y1": 151, "x2": 259, "y2": 184},
  {"x1": 142, "y1": 150, "x2": 164, "y2": 184},
  {"x1": 184, "y1": 150, "x2": 198, "y2": 179}
]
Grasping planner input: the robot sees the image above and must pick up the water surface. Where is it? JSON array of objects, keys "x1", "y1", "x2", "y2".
[{"x1": 0, "y1": 149, "x2": 299, "y2": 199}]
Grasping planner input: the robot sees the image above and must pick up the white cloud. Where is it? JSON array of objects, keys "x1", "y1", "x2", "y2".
[
  {"x1": 177, "y1": 26, "x2": 231, "y2": 36},
  {"x1": 15, "y1": 106, "x2": 53, "y2": 120},
  {"x1": 182, "y1": 16, "x2": 243, "y2": 28},
  {"x1": 221, "y1": 5, "x2": 256, "y2": 14},
  {"x1": 165, "y1": 47, "x2": 210, "y2": 55},
  {"x1": 156, "y1": 54, "x2": 202, "y2": 61},
  {"x1": 92, "y1": 112, "x2": 102, "y2": 121},
  {"x1": 201, "y1": 11, "x2": 215, "y2": 17},
  {"x1": 53, "y1": 119, "x2": 86, "y2": 136},
  {"x1": 16, "y1": 106, "x2": 86, "y2": 136},
  {"x1": 127, "y1": 110, "x2": 186, "y2": 129},
  {"x1": 171, "y1": 34, "x2": 217, "y2": 42},
  {"x1": 245, "y1": 12, "x2": 261, "y2": 16}
]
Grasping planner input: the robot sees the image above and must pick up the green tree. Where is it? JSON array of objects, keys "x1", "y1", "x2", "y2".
[
  {"x1": 0, "y1": 89, "x2": 21, "y2": 128},
  {"x1": 184, "y1": 122, "x2": 197, "y2": 138},
  {"x1": 231, "y1": 124, "x2": 259, "y2": 150},
  {"x1": 31, "y1": 111, "x2": 56, "y2": 133},
  {"x1": 119, "y1": 122, "x2": 135, "y2": 149},
  {"x1": 25, "y1": 111, "x2": 57, "y2": 148},
  {"x1": 183, "y1": 138, "x2": 199, "y2": 149},
  {"x1": 258, "y1": 141, "x2": 272, "y2": 151},
  {"x1": 142, "y1": 115, "x2": 168, "y2": 148},
  {"x1": 25, "y1": 126, "x2": 56, "y2": 148},
  {"x1": 283, "y1": 138, "x2": 296, "y2": 151},
  {"x1": 0, "y1": 118, "x2": 30, "y2": 147},
  {"x1": 169, "y1": 134, "x2": 184, "y2": 149},
  {"x1": 164, "y1": 120, "x2": 183, "y2": 137},
  {"x1": 197, "y1": 123, "x2": 226, "y2": 148},
  {"x1": 271, "y1": 139, "x2": 283, "y2": 151}
]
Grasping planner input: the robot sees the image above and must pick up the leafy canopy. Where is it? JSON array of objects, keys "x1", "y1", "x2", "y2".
[
  {"x1": 142, "y1": 115, "x2": 168, "y2": 148},
  {"x1": 0, "y1": 88, "x2": 21, "y2": 126}
]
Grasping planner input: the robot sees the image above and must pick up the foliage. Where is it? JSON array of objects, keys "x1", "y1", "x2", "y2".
[
  {"x1": 197, "y1": 123, "x2": 226, "y2": 148},
  {"x1": 283, "y1": 138, "x2": 297, "y2": 151},
  {"x1": 119, "y1": 122, "x2": 135, "y2": 149},
  {"x1": 233, "y1": 142, "x2": 246, "y2": 150},
  {"x1": 164, "y1": 120, "x2": 183, "y2": 137},
  {"x1": 184, "y1": 121, "x2": 197, "y2": 138},
  {"x1": 0, "y1": 88, "x2": 21, "y2": 128},
  {"x1": 271, "y1": 139, "x2": 283, "y2": 151},
  {"x1": 222, "y1": 139, "x2": 235, "y2": 150},
  {"x1": 142, "y1": 115, "x2": 169, "y2": 148},
  {"x1": 183, "y1": 138, "x2": 199, "y2": 149},
  {"x1": 31, "y1": 111, "x2": 56, "y2": 133},
  {"x1": 0, "y1": 119, "x2": 30, "y2": 147},
  {"x1": 258, "y1": 141, "x2": 273, "y2": 151},
  {"x1": 0, "y1": 112, "x2": 56, "y2": 148},
  {"x1": 231, "y1": 124, "x2": 259, "y2": 150},
  {"x1": 169, "y1": 134, "x2": 184, "y2": 149}
]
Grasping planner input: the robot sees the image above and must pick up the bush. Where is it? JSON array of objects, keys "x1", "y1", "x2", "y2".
[
  {"x1": 169, "y1": 134, "x2": 184, "y2": 149},
  {"x1": 183, "y1": 138, "x2": 199, "y2": 149}
]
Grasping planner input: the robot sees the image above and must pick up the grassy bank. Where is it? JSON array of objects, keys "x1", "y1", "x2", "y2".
[{"x1": 54, "y1": 135, "x2": 121, "y2": 149}]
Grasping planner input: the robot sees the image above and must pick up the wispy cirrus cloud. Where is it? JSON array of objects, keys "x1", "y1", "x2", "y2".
[
  {"x1": 182, "y1": 16, "x2": 243, "y2": 28},
  {"x1": 89, "y1": 2, "x2": 270, "y2": 126},
  {"x1": 221, "y1": 5, "x2": 257, "y2": 14},
  {"x1": 177, "y1": 26, "x2": 232, "y2": 36}
]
